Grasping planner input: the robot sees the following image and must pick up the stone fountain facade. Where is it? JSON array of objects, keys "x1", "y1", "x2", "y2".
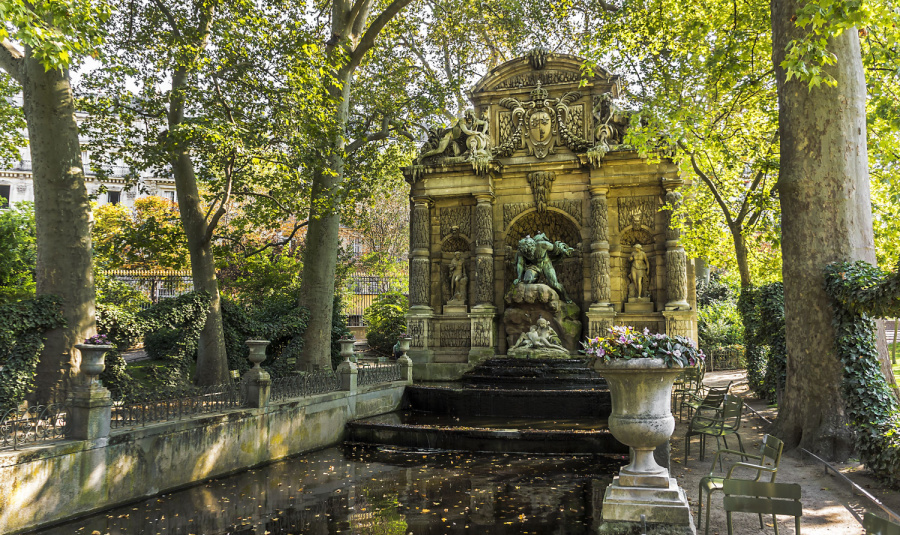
[{"x1": 404, "y1": 51, "x2": 698, "y2": 380}]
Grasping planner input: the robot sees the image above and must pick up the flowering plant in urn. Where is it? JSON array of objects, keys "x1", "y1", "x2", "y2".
[{"x1": 581, "y1": 325, "x2": 704, "y2": 368}]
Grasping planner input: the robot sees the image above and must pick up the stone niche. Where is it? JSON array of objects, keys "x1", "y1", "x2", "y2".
[{"x1": 403, "y1": 50, "x2": 697, "y2": 379}]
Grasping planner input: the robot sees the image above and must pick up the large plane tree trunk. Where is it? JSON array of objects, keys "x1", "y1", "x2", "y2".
[
  {"x1": 771, "y1": 0, "x2": 882, "y2": 460},
  {"x1": 20, "y1": 53, "x2": 96, "y2": 403}
]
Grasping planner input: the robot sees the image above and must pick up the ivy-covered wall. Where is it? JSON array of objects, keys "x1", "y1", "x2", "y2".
[{"x1": 0, "y1": 296, "x2": 65, "y2": 407}]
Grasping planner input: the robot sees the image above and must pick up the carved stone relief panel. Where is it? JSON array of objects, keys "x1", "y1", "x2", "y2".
[
  {"x1": 617, "y1": 195, "x2": 657, "y2": 232},
  {"x1": 474, "y1": 203, "x2": 493, "y2": 248},
  {"x1": 564, "y1": 104, "x2": 585, "y2": 140},
  {"x1": 666, "y1": 250, "x2": 688, "y2": 302},
  {"x1": 440, "y1": 206, "x2": 472, "y2": 239},
  {"x1": 472, "y1": 318, "x2": 491, "y2": 347},
  {"x1": 411, "y1": 203, "x2": 430, "y2": 250},
  {"x1": 475, "y1": 256, "x2": 494, "y2": 305},
  {"x1": 409, "y1": 259, "x2": 430, "y2": 307},
  {"x1": 489, "y1": 70, "x2": 583, "y2": 91},
  {"x1": 440, "y1": 322, "x2": 471, "y2": 347},
  {"x1": 408, "y1": 318, "x2": 427, "y2": 348},
  {"x1": 499, "y1": 112, "x2": 514, "y2": 147}
]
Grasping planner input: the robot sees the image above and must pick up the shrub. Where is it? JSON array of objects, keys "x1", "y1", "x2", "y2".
[
  {"x1": 364, "y1": 291, "x2": 408, "y2": 356},
  {"x1": 0, "y1": 296, "x2": 65, "y2": 407},
  {"x1": 698, "y1": 299, "x2": 744, "y2": 349}
]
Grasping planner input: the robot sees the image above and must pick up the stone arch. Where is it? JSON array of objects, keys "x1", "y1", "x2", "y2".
[
  {"x1": 441, "y1": 234, "x2": 471, "y2": 253},
  {"x1": 503, "y1": 209, "x2": 583, "y2": 305}
]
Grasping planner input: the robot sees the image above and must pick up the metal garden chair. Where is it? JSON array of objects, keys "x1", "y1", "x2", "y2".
[
  {"x1": 723, "y1": 479, "x2": 802, "y2": 535},
  {"x1": 680, "y1": 380, "x2": 730, "y2": 422},
  {"x1": 684, "y1": 391, "x2": 743, "y2": 465},
  {"x1": 697, "y1": 434, "x2": 785, "y2": 535},
  {"x1": 865, "y1": 512, "x2": 900, "y2": 535},
  {"x1": 672, "y1": 363, "x2": 704, "y2": 419}
]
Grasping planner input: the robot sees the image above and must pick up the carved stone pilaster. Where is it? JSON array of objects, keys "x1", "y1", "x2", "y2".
[
  {"x1": 662, "y1": 309, "x2": 694, "y2": 341},
  {"x1": 469, "y1": 310, "x2": 496, "y2": 361},
  {"x1": 410, "y1": 258, "x2": 431, "y2": 307},
  {"x1": 411, "y1": 199, "x2": 431, "y2": 251},
  {"x1": 473, "y1": 195, "x2": 495, "y2": 307},
  {"x1": 590, "y1": 187, "x2": 613, "y2": 307},
  {"x1": 663, "y1": 189, "x2": 689, "y2": 310},
  {"x1": 410, "y1": 198, "x2": 433, "y2": 311}
]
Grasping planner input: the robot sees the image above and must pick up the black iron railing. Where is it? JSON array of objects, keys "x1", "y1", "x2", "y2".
[
  {"x1": 110, "y1": 383, "x2": 244, "y2": 429},
  {"x1": 0, "y1": 404, "x2": 69, "y2": 450},
  {"x1": 269, "y1": 369, "x2": 340, "y2": 403},
  {"x1": 357, "y1": 362, "x2": 401, "y2": 387}
]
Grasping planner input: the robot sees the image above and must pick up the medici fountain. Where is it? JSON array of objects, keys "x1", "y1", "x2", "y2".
[
  {"x1": 34, "y1": 51, "x2": 700, "y2": 535},
  {"x1": 347, "y1": 49, "x2": 700, "y2": 533}
]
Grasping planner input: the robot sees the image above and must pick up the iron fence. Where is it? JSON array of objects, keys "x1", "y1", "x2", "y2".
[
  {"x1": 0, "y1": 404, "x2": 69, "y2": 450},
  {"x1": 269, "y1": 369, "x2": 340, "y2": 403},
  {"x1": 704, "y1": 345, "x2": 746, "y2": 371},
  {"x1": 110, "y1": 382, "x2": 244, "y2": 429},
  {"x1": 102, "y1": 269, "x2": 194, "y2": 306},
  {"x1": 357, "y1": 362, "x2": 402, "y2": 387}
]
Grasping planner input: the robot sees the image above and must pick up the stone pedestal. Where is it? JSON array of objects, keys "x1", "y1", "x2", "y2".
[
  {"x1": 469, "y1": 307, "x2": 496, "y2": 361},
  {"x1": 600, "y1": 478, "x2": 696, "y2": 529},
  {"x1": 406, "y1": 310, "x2": 434, "y2": 363},
  {"x1": 624, "y1": 297, "x2": 654, "y2": 313},
  {"x1": 662, "y1": 309, "x2": 695, "y2": 339},
  {"x1": 68, "y1": 386, "x2": 112, "y2": 441},
  {"x1": 587, "y1": 304, "x2": 616, "y2": 338},
  {"x1": 442, "y1": 304, "x2": 468, "y2": 316},
  {"x1": 337, "y1": 360, "x2": 358, "y2": 392},
  {"x1": 398, "y1": 355, "x2": 414, "y2": 383},
  {"x1": 242, "y1": 367, "x2": 271, "y2": 408}
]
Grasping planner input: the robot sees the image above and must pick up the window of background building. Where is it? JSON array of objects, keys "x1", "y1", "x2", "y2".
[
  {"x1": 0, "y1": 185, "x2": 9, "y2": 209},
  {"x1": 108, "y1": 190, "x2": 121, "y2": 205},
  {"x1": 162, "y1": 190, "x2": 176, "y2": 203}
]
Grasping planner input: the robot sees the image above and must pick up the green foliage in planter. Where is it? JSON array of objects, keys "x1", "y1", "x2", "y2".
[
  {"x1": 364, "y1": 291, "x2": 408, "y2": 356},
  {"x1": 824, "y1": 259, "x2": 900, "y2": 482},
  {"x1": 0, "y1": 295, "x2": 65, "y2": 407},
  {"x1": 738, "y1": 283, "x2": 786, "y2": 402}
]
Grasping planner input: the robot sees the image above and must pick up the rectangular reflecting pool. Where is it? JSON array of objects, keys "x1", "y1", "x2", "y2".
[{"x1": 31, "y1": 446, "x2": 625, "y2": 534}]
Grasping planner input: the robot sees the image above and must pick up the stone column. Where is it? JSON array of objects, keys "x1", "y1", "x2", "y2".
[
  {"x1": 472, "y1": 194, "x2": 495, "y2": 310},
  {"x1": 409, "y1": 197, "x2": 433, "y2": 311},
  {"x1": 663, "y1": 190, "x2": 690, "y2": 310},
  {"x1": 587, "y1": 186, "x2": 616, "y2": 337}
]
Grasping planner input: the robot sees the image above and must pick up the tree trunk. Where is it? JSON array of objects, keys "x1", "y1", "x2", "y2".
[
  {"x1": 171, "y1": 151, "x2": 228, "y2": 385},
  {"x1": 771, "y1": 0, "x2": 879, "y2": 460},
  {"x1": 730, "y1": 225, "x2": 752, "y2": 288},
  {"x1": 299, "y1": 75, "x2": 351, "y2": 371},
  {"x1": 20, "y1": 53, "x2": 96, "y2": 403},
  {"x1": 168, "y1": 70, "x2": 228, "y2": 386}
]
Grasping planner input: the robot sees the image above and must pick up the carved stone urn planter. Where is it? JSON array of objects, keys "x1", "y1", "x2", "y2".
[
  {"x1": 74, "y1": 344, "x2": 114, "y2": 386},
  {"x1": 594, "y1": 357, "x2": 696, "y2": 531},
  {"x1": 245, "y1": 340, "x2": 270, "y2": 369},
  {"x1": 397, "y1": 337, "x2": 411, "y2": 359},
  {"x1": 339, "y1": 338, "x2": 356, "y2": 363}
]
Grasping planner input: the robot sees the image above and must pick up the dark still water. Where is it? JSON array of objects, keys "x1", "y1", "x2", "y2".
[{"x1": 33, "y1": 446, "x2": 625, "y2": 535}]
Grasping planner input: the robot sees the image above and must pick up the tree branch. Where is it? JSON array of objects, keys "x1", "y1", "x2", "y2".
[
  {"x1": 678, "y1": 140, "x2": 735, "y2": 226},
  {"x1": 0, "y1": 40, "x2": 25, "y2": 84},
  {"x1": 242, "y1": 220, "x2": 309, "y2": 257},
  {"x1": 347, "y1": 116, "x2": 415, "y2": 153},
  {"x1": 204, "y1": 151, "x2": 235, "y2": 243},
  {"x1": 234, "y1": 188, "x2": 295, "y2": 216},
  {"x1": 150, "y1": 0, "x2": 181, "y2": 37},
  {"x1": 348, "y1": 0, "x2": 414, "y2": 71}
]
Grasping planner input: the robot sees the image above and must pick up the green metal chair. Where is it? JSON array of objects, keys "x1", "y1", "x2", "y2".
[
  {"x1": 698, "y1": 434, "x2": 785, "y2": 535},
  {"x1": 685, "y1": 392, "x2": 744, "y2": 465},
  {"x1": 681, "y1": 380, "x2": 730, "y2": 422},
  {"x1": 672, "y1": 364, "x2": 704, "y2": 420},
  {"x1": 865, "y1": 512, "x2": 900, "y2": 534},
  {"x1": 723, "y1": 479, "x2": 802, "y2": 535}
]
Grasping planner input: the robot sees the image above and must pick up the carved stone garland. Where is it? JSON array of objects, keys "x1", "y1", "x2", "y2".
[
  {"x1": 527, "y1": 171, "x2": 555, "y2": 212},
  {"x1": 494, "y1": 85, "x2": 593, "y2": 159}
]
